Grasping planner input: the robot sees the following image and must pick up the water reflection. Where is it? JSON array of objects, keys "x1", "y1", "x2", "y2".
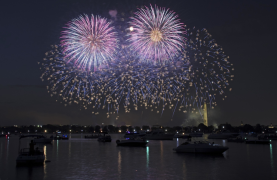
[
  {"x1": 44, "y1": 145, "x2": 47, "y2": 177},
  {"x1": 176, "y1": 138, "x2": 179, "y2": 147},
  {"x1": 222, "y1": 140, "x2": 226, "y2": 146},
  {"x1": 269, "y1": 144, "x2": 275, "y2": 178},
  {"x1": 118, "y1": 150, "x2": 121, "y2": 177},
  {"x1": 56, "y1": 140, "x2": 59, "y2": 155},
  {"x1": 69, "y1": 140, "x2": 71, "y2": 157},
  {"x1": 146, "y1": 146, "x2": 149, "y2": 169},
  {"x1": 160, "y1": 141, "x2": 164, "y2": 167}
]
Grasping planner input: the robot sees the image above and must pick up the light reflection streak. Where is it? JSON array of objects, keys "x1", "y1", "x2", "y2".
[
  {"x1": 69, "y1": 141, "x2": 71, "y2": 157},
  {"x1": 160, "y1": 141, "x2": 164, "y2": 167},
  {"x1": 6, "y1": 138, "x2": 9, "y2": 161},
  {"x1": 118, "y1": 151, "x2": 121, "y2": 177},
  {"x1": 176, "y1": 138, "x2": 179, "y2": 147},
  {"x1": 270, "y1": 144, "x2": 275, "y2": 178},
  {"x1": 44, "y1": 145, "x2": 47, "y2": 177},
  {"x1": 57, "y1": 140, "x2": 59, "y2": 155},
  {"x1": 146, "y1": 146, "x2": 149, "y2": 169}
]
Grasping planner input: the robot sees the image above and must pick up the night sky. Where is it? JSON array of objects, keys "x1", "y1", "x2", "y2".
[{"x1": 1, "y1": 0, "x2": 277, "y2": 126}]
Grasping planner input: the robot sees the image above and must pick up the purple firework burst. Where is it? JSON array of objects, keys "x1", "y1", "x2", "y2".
[
  {"x1": 128, "y1": 5, "x2": 185, "y2": 65},
  {"x1": 61, "y1": 14, "x2": 118, "y2": 71}
]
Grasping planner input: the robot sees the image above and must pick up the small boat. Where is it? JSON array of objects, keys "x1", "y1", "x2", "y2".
[
  {"x1": 174, "y1": 133, "x2": 192, "y2": 139},
  {"x1": 84, "y1": 134, "x2": 99, "y2": 139},
  {"x1": 20, "y1": 134, "x2": 52, "y2": 144},
  {"x1": 145, "y1": 130, "x2": 174, "y2": 140},
  {"x1": 17, "y1": 137, "x2": 45, "y2": 166},
  {"x1": 0, "y1": 134, "x2": 9, "y2": 138},
  {"x1": 98, "y1": 133, "x2": 112, "y2": 142},
  {"x1": 258, "y1": 134, "x2": 277, "y2": 140},
  {"x1": 189, "y1": 132, "x2": 203, "y2": 137},
  {"x1": 208, "y1": 132, "x2": 239, "y2": 139},
  {"x1": 16, "y1": 148, "x2": 45, "y2": 166},
  {"x1": 245, "y1": 140, "x2": 271, "y2": 144},
  {"x1": 50, "y1": 134, "x2": 69, "y2": 140},
  {"x1": 61, "y1": 134, "x2": 69, "y2": 140},
  {"x1": 227, "y1": 136, "x2": 246, "y2": 143},
  {"x1": 116, "y1": 137, "x2": 148, "y2": 146},
  {"x1": 34, "y1": 136, "x2": 52, "y2": 143},
  {"x1": 173, "y1": 141, "x2": 229, "y2": 154},
  {"x1": 124, "y1": 131, "x2": 146, "y2": 138}
]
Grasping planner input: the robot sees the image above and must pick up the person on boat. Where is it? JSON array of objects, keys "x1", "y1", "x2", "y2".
[{"x1": 29, "y1": 140, "x2": 36, "y2": 155}]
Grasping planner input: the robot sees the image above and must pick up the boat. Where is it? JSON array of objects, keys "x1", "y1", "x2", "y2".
[
  {"x1": 20, "y1": 134, "x2": 52, "y2": 143},
  {"x1": 98, "y1": 133, "x2": 112, "y2": 142},
  {"x1": 61, "y1": 134, "x2": 69, "y2": 140},
  {"x1": 0, "y1": 134, "x2": 9, "y2": 138},
  {"x1": 208, "y1": 132, "x2": 239, "y2": 139},
  {"x1": 189, "y1": 132, "x2": 203, "y2": 137},
  {"x1": 16, "y1": 148, "x2": 45, "y2": 166},
  {"x1": 227, "y1": 136, "x2": 246, "y2": 143},
  {"x1": 84, "y1": 134, "x2": 100, "y2": 139},
  {"x1": 33, "y1": 136, "x2": 52, "y2": 143},
  {"x1": 50, "y1": 134, "x2": 69, "y2": 140},
  {"x1": 16, "y1": 136, "x2": 45, "y2": 166},
  {"x1": 124, "y1": 131, "x2": 146, "y2": 138},
  {"x1": 174, "y1": 133, "x2": 192, "y2": 139},
  {"x1": 245, "y1": 140, "x2": 271, "y2": 144},
  {"x1": 145, "y1": 130, "x2": 174, "y2": 140},
  {"x1": 173, "y1": 141, "x2": 229, "y2": 154},
  {"x1": 116, "y1": 137, "x2": 148, "y2": 146},
  {"x1": 258, "y1": 134, "x2": 277, "y2": 140}
]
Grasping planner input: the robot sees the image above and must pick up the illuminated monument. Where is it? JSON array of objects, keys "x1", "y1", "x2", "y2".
[{"x1": 203, "y1": 102, "x2": 208, "y2": 126}]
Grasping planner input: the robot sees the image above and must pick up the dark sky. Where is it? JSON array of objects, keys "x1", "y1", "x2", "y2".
[{"x1": 0, "y1": 0, "x2": 277, "y2": 126}]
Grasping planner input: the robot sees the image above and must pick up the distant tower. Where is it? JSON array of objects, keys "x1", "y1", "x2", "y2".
[{"x1": 203, "y1": 102, "x2": 208, "y2": 126}]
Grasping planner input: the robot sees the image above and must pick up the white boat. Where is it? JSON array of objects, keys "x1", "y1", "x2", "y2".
[
  {"x1": 116, "y1": 137, "x2": 148, "y2": 146},
  {"x1": 208, "y1": 132, "x2": 239, "y2": 139},
  {"x1": 16, "y1": 148, "x2": 45, "y2": 166},
  {"x1": 145, "y1": 130, "x2": 174, "y2": 140},
  {"x1": 173, "y1": 141, "x2": 229, "y2": 154}
]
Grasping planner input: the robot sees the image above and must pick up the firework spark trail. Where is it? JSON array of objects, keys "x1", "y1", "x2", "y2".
[
  {"x1": 61, "y1": 14, "x2": 118, "y2": 71},
  {"x1": 40, "y1": 11, "x2": 234, "y2": 121},
  {"x1": 128, "y1": 5, "x2": 185, "y2": 64}
]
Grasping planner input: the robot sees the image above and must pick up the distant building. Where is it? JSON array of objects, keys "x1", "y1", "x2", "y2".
[{"x1": 268, "y1": 123, "x2": 275, "y2": 129}]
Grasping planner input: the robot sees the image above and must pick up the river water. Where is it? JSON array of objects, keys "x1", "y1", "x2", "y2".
[{"x1": 0, "y1": 134, "x2": 276, "y2": 180}]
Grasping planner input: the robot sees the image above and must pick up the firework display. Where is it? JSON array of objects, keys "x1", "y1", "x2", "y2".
[
  {"x1": 39, "y1": 5, "x2": 234, "y2": 120},
  {"x1": 61, "y1": 14, "x2": 118, "y2": 71},
  {"x1": 127, "y1": 5, "x2": 185, "y2": 65}
]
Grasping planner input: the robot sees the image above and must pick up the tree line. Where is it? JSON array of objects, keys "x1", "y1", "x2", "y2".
[{"x1": 0, "y1": 123, "x2": 273, "y2": 134}]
